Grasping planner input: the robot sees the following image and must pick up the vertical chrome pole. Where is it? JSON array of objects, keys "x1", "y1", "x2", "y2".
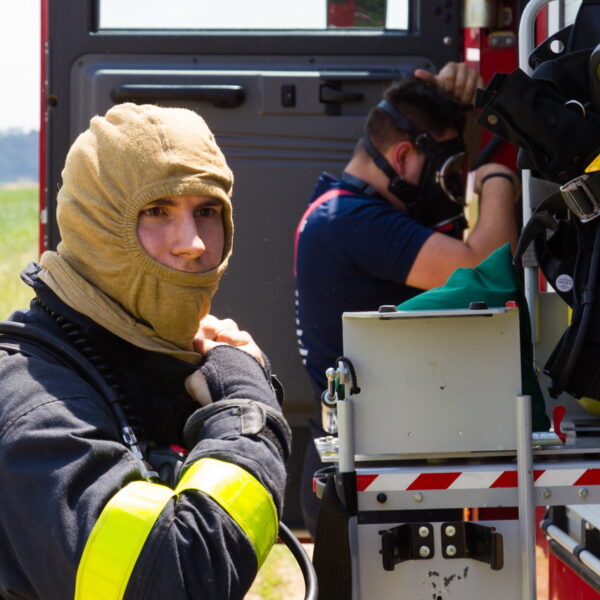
[
  {"x1": 336, "y1": 361, "x2": 355, "y2": 473},
  {"x1": 518, "y1": 0, "x2": 553, "y2": 341},
  {"x1": 337, "y1": 397, "x2": 354, "y2": 474},
  {"x1": 517, "y1": 394, "x2": 536, "y2": 600}
]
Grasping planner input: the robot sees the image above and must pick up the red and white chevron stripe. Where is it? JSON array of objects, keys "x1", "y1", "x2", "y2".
[{"x1": 356, "y1": 467, "x2": 600, "y2": 492}]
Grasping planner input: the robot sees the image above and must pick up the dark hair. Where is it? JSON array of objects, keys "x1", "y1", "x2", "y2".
[{"x1": 365, "y1": 78, "x2": 467, "y2": 152}]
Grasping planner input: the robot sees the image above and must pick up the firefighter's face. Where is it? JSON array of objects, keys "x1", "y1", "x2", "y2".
[{"x1": 137, "y1": 195, "x2": 224, "y2": 273}]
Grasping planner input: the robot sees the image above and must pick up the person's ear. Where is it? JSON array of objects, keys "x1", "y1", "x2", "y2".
[{"x1": 390, "y1": 140, "x2": 413, "y2": 176}]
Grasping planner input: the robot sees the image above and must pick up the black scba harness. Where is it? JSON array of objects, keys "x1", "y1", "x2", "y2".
[
  {"x1": 363, "y1": 99, "x2": 469, "y2": 238},
  {"x1": 476, "y1": 0, "x2": 600, "y2": 401}
]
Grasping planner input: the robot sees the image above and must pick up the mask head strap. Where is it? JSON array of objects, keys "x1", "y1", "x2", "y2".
[
  {"x1": 377, "y1": 100, "x2": 421, "y2": 139},
  {"x1": 361, "y1": 135, "x2": 420, "y2": 208}
]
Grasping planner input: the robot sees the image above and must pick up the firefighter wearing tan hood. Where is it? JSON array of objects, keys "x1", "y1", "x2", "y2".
[{"x1": 39, "y1": 103, "x2": 233, "y2": 364}]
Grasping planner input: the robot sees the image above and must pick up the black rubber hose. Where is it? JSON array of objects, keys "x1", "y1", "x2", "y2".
[
  {"x1": 278, "y1": 522, "x2": 318, "y2": 600},
  {"x1": 471, "y1": 135, "x2": 504, "y2": 170}
]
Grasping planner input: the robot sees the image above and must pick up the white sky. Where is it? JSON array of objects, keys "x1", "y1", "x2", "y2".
[{"x1": 0, "y1": 1, "x2": 40, "y2": 132}]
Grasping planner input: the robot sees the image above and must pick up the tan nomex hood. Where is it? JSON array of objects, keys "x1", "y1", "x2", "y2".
[{"x1": 39, "y1": 103, "x2": 234, "y2": 363}]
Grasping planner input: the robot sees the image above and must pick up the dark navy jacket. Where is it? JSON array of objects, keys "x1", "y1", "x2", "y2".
[
  {"x1": 295, "y1": 172, "x2": 434, "y2": 396},
  {"x1": 0, "y1": 263, "x2": 289, "y2": 600}
]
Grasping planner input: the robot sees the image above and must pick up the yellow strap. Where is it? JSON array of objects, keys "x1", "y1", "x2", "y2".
[
  {"x1": 75, "y1": 459, "x2": 277, "y2": 599},
  {"x1": 586, "y1": 153, "x2": 600, "y2": 173},
  {"x1": 75, "y1": 481, "x2": 174, "y2": 599},
  {"x1": 176, "y1": 457, "x2": 278, "y2": 567}
]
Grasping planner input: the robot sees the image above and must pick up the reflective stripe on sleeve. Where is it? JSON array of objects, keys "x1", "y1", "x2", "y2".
[
  {"x1": 175, "y1": 457, "x2": 278, "y2": 567},
  {"x1": 75, "y1": 458, "x2": 277, "y2": 599},
  {"x1": 75, "y1": 481, "x2": 173, "y2": 599}
]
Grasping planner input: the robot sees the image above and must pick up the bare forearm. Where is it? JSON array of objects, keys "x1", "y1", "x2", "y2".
[
  {"x1": 405, "y1": 164, "x2": 519, "y2": 290},
  {"x1": 465, "y1": 176, "x2": 518, "y2": 258}
]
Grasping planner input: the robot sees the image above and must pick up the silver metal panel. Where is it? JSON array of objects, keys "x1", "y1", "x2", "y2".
[
  {"x1": 566, "y1": 504, "x2": 600, "y2": 532},
  {"x1": 357, "y1": 483, "x2": 600, "y2": 511},
  {"x1": 342, "y1": 308, "x2": 521, "y2": 456},
  {"x1": 353, "y1": 520, "x2": 522, "y2": 599}
]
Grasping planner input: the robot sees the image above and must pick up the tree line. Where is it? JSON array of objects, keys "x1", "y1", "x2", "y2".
[{"x1": 0, "y1": 130, "x2": 39, "y2": 184}]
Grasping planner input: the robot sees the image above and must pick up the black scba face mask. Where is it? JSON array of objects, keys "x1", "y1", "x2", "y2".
[
  {"x1": 363, "y1": 100, "x2": 468, "y2": 239},
  {"x1": 410, "y1": 133, "x2": 469, "y2": 237}
]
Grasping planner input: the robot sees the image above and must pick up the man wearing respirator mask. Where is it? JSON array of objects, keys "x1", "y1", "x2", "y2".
[{"x1": 295, "y1": 62, "x2": 520, "y2": 536}]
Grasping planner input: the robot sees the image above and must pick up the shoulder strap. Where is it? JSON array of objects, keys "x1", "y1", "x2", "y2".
[
  {"x1": 0, "y1": 320, "x2": 155, "y2": 479},
  {"x1": 0, "y1": 321, "x2": 78, "y2": 368},
  {"x1": 0, "y1": 320, "x2": 118, "y2": 407},
  {"x1": 293, "y1": 188, "x2": 355, "y2": 276}
]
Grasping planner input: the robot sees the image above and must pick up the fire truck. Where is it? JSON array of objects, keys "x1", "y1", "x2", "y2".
[{"x1": 40, "y1": 1, "x2": 600, "y2": 597}]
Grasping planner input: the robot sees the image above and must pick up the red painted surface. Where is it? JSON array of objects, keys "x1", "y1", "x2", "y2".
[
  {"x1": 406, "y1": 472, "x2": 461, "y2": 490},
  {"x1": 549, "y1": 552, "x2": 599, "y2": 600},
  {"x1": 462, "y1": 16, "x2": 518, "y2": 169},
  {"x1": 574, "y1": 469, "x2": 600, "y2": 487},
  {"x1": 536, "y1": 6, "x2": 548, "y2": 47},
  {"x1": 328, "y1": 1, "x2": 357, "y2": 28},
  {"x1": 39, "y1": 0, "x2": 48, "y2": 255},
  {"x1": 490, "y1": 469, "x2": 544, "y2": 488},
  {"x1": 355, "y1": 473, "x2": 378, "y2": 492}
]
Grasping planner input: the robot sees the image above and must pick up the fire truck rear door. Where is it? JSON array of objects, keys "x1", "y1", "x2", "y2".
[{"x1": 44, "y1": 0, "x2": 461, "y2": 523}]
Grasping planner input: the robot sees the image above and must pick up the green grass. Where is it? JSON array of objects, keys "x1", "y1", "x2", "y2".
[
  {"x1": 0, "y1": 186, "x2": 39, "y2": 319},
  {"x1": 246, "y1": 543, "x2": 311, "y2": 600}
]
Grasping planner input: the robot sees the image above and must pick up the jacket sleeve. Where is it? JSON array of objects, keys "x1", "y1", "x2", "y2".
[{"x1": 0, "y1": 345, "x2": 290, "y2": 600}]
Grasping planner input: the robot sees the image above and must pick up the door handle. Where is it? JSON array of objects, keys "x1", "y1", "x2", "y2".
[
  {"x1": 319, "y1": 84, "x2": 364, "y2": 104},
  {"x1": 111, "y1": 84, "x2": 245, "y2": 108}
]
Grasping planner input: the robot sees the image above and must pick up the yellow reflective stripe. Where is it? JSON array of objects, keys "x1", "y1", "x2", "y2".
[
  {"x1": 175, "y1": 457, "x2": 278, "y2": 567},
  {"x1": 75, "y1": 458, "x2": 277, "y2": 599},
  {"x1": 586, "y1": 154, "x2": 600, "y2": 173},
  {"x1": 75, "y1": 481, "x2": 174, "y2": 600}
]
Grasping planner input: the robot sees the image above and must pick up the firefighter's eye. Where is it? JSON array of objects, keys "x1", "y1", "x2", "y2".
[{"x1": 140, "y1": 206, "x2": 167, "y2": 217}]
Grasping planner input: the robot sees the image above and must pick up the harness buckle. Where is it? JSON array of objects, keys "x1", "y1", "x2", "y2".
[{"x1": 560, "y1": 171, "x2": 600, "y2": 222}]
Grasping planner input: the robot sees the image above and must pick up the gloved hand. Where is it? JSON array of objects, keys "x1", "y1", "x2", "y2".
[
  {"x1": 186, "y1": 341, "x2": 281, "y2": 412},
  {"x1": 186, "y1": 314, "x2": 268, "y2": 406}
]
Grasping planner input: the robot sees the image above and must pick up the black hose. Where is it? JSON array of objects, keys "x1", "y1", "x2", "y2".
[
  {"x1": 334, "y1": 356, "x2": 361, "y2": 395},
  {"x1": 278, "y1": 522, "x2": 318, "y2": 600},
  {"x1": 471, "y1": 135, "x2": 504, "y2": 170}
]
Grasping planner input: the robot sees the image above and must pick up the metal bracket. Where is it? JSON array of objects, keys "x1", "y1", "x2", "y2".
[
  {"x1": 441, "y1": 522, "x2": 504, "y2": 570},
  {"x1": 380, "y1": 523, "x2": 434, "y2": 571}
]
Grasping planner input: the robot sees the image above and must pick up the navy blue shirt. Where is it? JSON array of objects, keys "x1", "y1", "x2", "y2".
[{"x1": 295, "y1": 172, "x2": 434, "y2": 395}]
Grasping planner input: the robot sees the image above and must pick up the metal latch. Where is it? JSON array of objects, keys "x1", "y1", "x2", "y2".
[
  {"x1": 380, "y1": 523, "x2": 434, "y2": 571},
  {"x1": 560, "y1": 171, "x2": 600, "y2": 223},
  {"x1": 441, "y1": 522, "x2": 504, "y2": 570}
]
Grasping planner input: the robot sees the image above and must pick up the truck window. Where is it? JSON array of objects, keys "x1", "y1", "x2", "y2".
[{"x1": 98, "y1": 0, "x2": 408, "y2": 30}]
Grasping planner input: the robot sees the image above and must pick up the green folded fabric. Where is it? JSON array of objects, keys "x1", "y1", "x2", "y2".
[{"x1": 397, "y1": 244, "x2": 550, "y2": 431}]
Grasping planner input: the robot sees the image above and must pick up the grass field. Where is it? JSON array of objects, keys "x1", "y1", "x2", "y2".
[
  {"x1": 0, "y1": 185, "x2": 38, "y2": 319},
  {"x1": 247, "y1": 543, "x2": 312, "y2": 600}
]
